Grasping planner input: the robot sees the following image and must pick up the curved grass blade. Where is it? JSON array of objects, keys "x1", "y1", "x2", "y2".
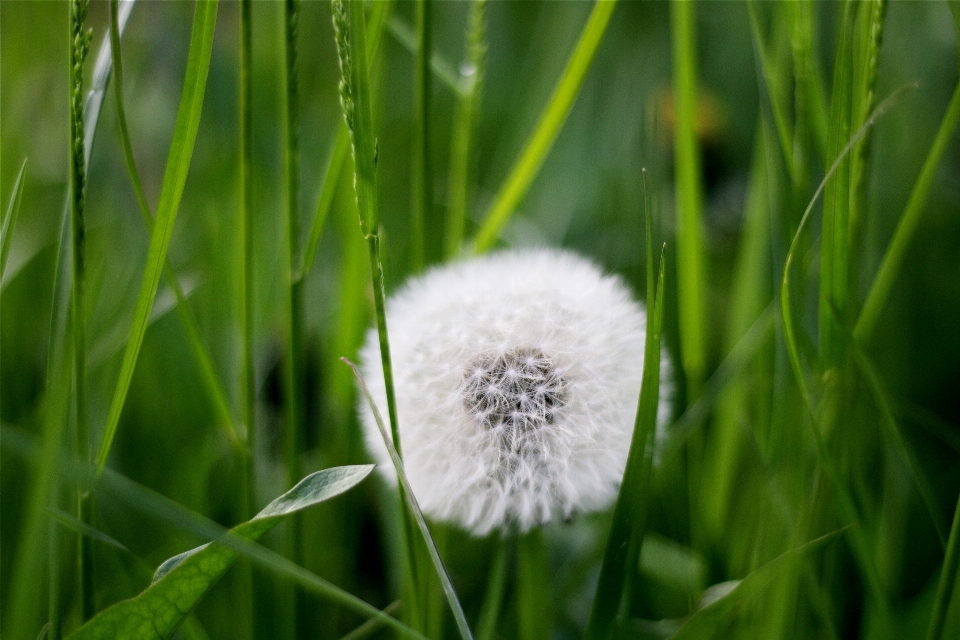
[
  {"x1": 67, "y1": 465, "x2": 375, "y2": 640},
  {"x1": 471, "y1": 0, "x2": 617, "y2": 254},
  {"x1": 338, "y1": 601, "x2": 402, "y2": 640},
  {"x1": 926, "y1": 490, "x2": 960, "y2": 640},
  {"x1": 345, "y1": 358, "x2": 475, "y2": 640},
  {"x1": 585, "y1": 243, "x2": 666, "y2": 640},
  {"x1": 95, "y1": 0, "x2": 218, "y2": 473},
  {"x1": 109, "y1": 0, "x2": 238, "y2": 447},
  {"x1": 667, "y1": 528, "x2": 847, "y2": 639},
  {"x1": 856, "y1": 81, "x2": 960, "y2": 341},
  {"x1": 47, "y1": 508, "x2": 130, "y2": 553},
  {"x1": 780, "y1": 85, "x2": 914, "y2": 633},
  {"x1": 1, "y1": 159, "x2": 27, "y2": 278}
]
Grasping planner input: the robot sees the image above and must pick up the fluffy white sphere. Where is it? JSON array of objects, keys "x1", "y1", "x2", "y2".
[{"x1": 358, "y1": 248, "x2": 670, "y2": 535}]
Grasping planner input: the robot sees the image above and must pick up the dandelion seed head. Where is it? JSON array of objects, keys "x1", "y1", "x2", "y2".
[{"x1": 358, "y1": 248, "x2": 672, "y2": 535}]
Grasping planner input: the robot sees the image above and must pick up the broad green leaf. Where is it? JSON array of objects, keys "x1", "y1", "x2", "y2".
[
  {"x1": 96, "y1": 0, "x2": 218, "y2": 472},
  {"x1": 1, "y1": 159, "x2": 27, "y2": 278},
  {"x1": 68, "y1": 465, "x2": 374, "y2": 640},
  {"x1": 667, "y1": 528, "x2": 846, "y2": 639}
]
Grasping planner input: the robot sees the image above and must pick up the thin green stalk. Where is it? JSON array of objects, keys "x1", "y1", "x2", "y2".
[
  {"x1": 332, "y1": 0, "x2": 422, "y2": 626},
  {"x1": 237, "y1": 1, "x2": 257, "y2": 638},
  {"x1": 471, "y1": 0, "x2": 617, "y2": 254},
  {"x1": 95, "y1": 0, "x2": 219, "y2": 473},
  {"x1": 282, "y1": 1, "x2": 305, "y2": 635},
  {"x1": 517, "y1": 529, "x2": 551, "y2": 640},
  {"x1": 856, "y1": 81, "x2": 960, "y2": 341},
  {"x1": 347, "y1": 359, "x2": 475, "y2": 640},
  {"x1": 926, "y1": 490, "x2": 960, "y2": 640},
  {"x1": 69, "y1": 0, "x2": 94, "y2": 620},
  {"x1": 411, "y1": 0, "x2": 431, "y2": 273},
  {"x1": 671, "y1": 0, "x2": 707, "y2": 401},
  {"x1": 109, "y1": 0, "x2": 238, "y2": 448},
  {"x1": 239, "y1": 0, "x2": 255, "y2": 520},
  {"x1": 445, "y1": 0, "x2": 486, "y2": 260}
]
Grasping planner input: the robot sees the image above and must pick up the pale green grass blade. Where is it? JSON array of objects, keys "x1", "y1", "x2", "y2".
[
  {"x1": 856, "y1": 82, "x2": 960, "y2": 341},
  {"x1": 338, "y1": 601, "x2": 402, "y2": 640},
  {"x1": 95, "y1": 0, "x2": 218, "y2": 473},
  {"x1": 445, "y1": 0, "x2": 486, "y2": 259},
  {"x1": 47, "y1": 509, "x2": 129, "y2": 553},
  {"x1": 385, "y1": 15, "x2": 465, "y2": 98},
  {"x1": 109, "y1": 0, "x2": 238, "y2": 447},
  {"x1": 471, "y1": 0, "x2": 617, "y2": 254},
  {"x1": 668, "y1": 528, "x2": 847, "y2": 639},
  {"x1": 68, "y1": 466, "x2": 374, "y2": 640},
  {"x1": 926, "y1": 493, "x2": 960, "y2": 640},
  {"x1": 1, "y1": 159, "x2": 27, "y2": 278},
  {"x1": 671, "y1": 0, "x2": 707, "y2": 399},
  {"x1": 346, "y1": 358, "x2": 475, "y2": 640},
  {"x1": 585, "y1": 244, "x2": 666, "y2": 640},
  {"x1": 747, "y1": 0, "x2": 797, "y2": 183}
]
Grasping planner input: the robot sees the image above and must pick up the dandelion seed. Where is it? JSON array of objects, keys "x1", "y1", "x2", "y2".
[{"x1": 358, "y1": 248, "x2": 671, "y2": 535}]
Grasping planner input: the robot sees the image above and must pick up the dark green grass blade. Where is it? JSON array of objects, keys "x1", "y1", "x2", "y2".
[
  {"x1": 108, "y1": 0, "x2": 238, "y2": 447},
  {"x1": 385, "y1": 15, "x2": 465, "y2": 98},
  {"x1": 585, "y1": 245, "x2": 666, "y2": 640},
  {"x1": 1, "y1": 159, "x2": 27, "y2": 278},
  {"x1": 856, "y1": 81, "x2": 960, "y2": 341},
  {"x1": 667, "y1": 528, "x2": 847, "y2": 639},
  {"x1": 95, "y1": 0, "x2": 218, "y2": 472},
  {"x1": 471, "y1": 0, "x2": 617, "y2": 254},
  {"x1": 338, "y1": 601, "x2": 403, "y2": 640},
  {"x1": 68, "y1": 466, "x2": 374, "y2": 639},
  {"x1": 926, "y1": 491, "x2": 960, "y2": 640},
  {"x1": 410, "y1": 0, "x2": 431, "y2": 273},
  {"x1": 346, "y1": 358, "x2": 475, "y2": 640},
  {"x1": 475, "y1": 539, "x2": 509, "y2": 640}
]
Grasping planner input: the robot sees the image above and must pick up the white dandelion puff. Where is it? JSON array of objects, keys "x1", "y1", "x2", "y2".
[{"x1": 358, "y1": 248, "x2": 671, "y2": 535}]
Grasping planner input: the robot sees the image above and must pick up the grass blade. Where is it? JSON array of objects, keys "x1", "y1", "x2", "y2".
[
  {"x1": 410, "y1": 0, "x2": 432, "y2": 273},
  {"x1": 67, "y1": 466, "x2": 375, "y2": 640},
  {"x1": 95, "y1": 0, "x2": 218, "y2": 473},
  {"x1": 926, "y1": 491, "x2": 960, "y2": 640},
  {"x1": 445, "y1": 0, "x2": 486, "y2": 259},
  {"x1": 585, "y1": 243, "x2": 666, "y2": 640},
  {"x1": 471, "y1": 0, "x2": 617, "y2": 254},
  {"x1": 671, "y1": 0, "x2": 707, "y2": 399},
  {"x1": 109, "y1": 0, "x2": 238, "y2": 447},
  {"x1": 1, "y1": 159, "x2": 27, "y2": 279},
  {"x1": 345, "y1": 358, "x2": 475, "y2": 640},
  {"x1": 856, "y1": 82, "x2": 960, "y2": 341},
  {"x1": 668, "y1": 528, "x2": 847, "y2": 639}
]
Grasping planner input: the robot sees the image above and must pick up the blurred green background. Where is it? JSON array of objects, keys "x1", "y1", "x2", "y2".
[{"x1": 2, "y1": 1, "x2": 960, "y2": 638}]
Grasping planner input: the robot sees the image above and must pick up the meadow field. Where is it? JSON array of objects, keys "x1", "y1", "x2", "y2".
[{"x1": 2, "y1": 1, "x2": 960, "y2": 638}]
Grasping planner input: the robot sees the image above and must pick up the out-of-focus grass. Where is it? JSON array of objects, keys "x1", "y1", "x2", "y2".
[{"x1": 2, "y1": 1, "x2": 960, "y2": 639}]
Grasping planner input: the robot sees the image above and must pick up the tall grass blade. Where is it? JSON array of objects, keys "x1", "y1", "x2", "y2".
[
  {"x1": 67, "y1": 466, "x2": 375, "y2": 640},
  {"x1": 445, "y1": 0, "x2": 486, "y2": 259},
  {"x1": 410, "y1": 0, "x2": 432, "y2": 272},
  {"x1": 95, "y1": 0, "x2": 218, "y2": 473},
  {"x1": 585, "y1": 243, "x2": 666, "y2": 640},
  {"x1": 1, "y1": 159, "x2": 27, "y2": 279},
  {"x1": 471, "y1": 0, "x2": 617, "y2": 254},
  {"x1": 109, "y1": 0, "x2": 238, "y2": 447},
  {"x1": 856, "y1": 82, "x2": 960, "y2": 341},
  {"x1": 346, "y1": 358, "x2": 475, "y2": 640},
  {"x1": 332, "y1": 0, "x2": 422, "y2": 626},
  {"x1": 926, "y1": 491, "x2": 960, "y2": 640}
]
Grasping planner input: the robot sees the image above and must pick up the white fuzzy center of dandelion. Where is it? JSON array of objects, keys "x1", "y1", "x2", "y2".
[{"x1": 461, "y1": 348, "x2": 565, "y2": 436}]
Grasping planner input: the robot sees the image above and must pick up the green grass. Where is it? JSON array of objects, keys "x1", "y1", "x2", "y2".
[{"x1": 3, "y1": 1, "x2": 960, "y2": 639}]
